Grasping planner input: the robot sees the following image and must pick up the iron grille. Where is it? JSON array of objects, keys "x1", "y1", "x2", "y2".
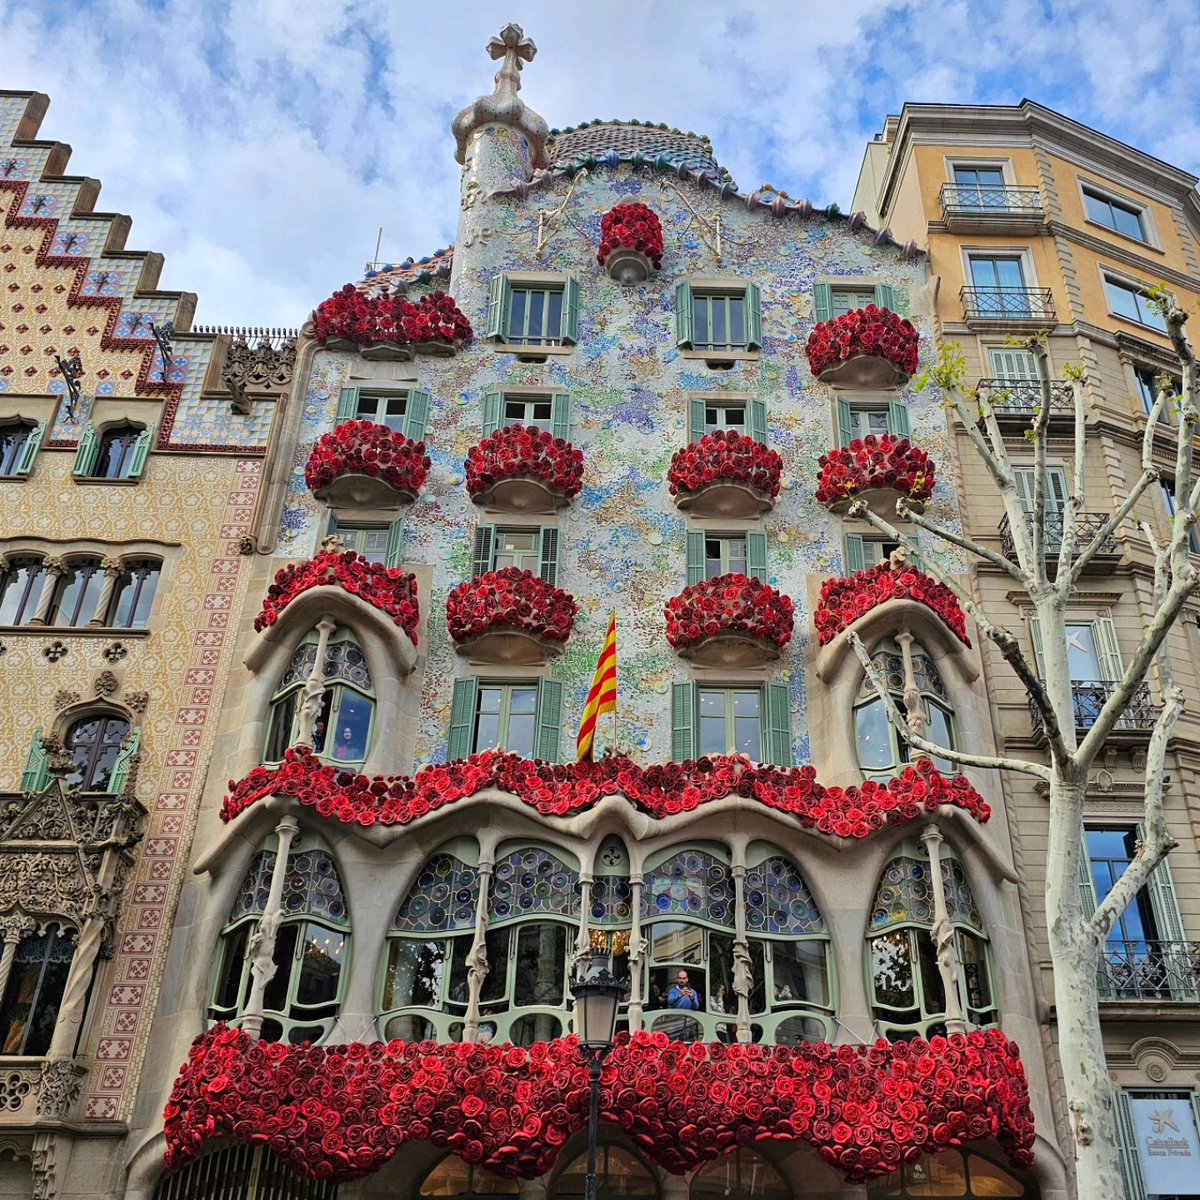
[
  {"x1": 998, "y1": 512, "x2": 1119, "y2": 562},
  {"x1": 977, "y1": 378, "x2": 1074, "y2": 420},
  {"x1": 1098, "y1": 941, "x2": 1200, "y2": 1001},
  {"x1": 960, "y1": 287, "x2": 1055, "y2": 322},
  {"x1": 940, "y1": 183, "x2": 1043, "y2": 217},
  {"x1": 1028, "y1": 681, "x2": 1156, "y2": 736}
]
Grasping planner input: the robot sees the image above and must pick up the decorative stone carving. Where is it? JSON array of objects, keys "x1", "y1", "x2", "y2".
[
  {"x1": 42, "y1": 641, "x2": 67, "y2": 663},
  {"x1": 0, "y1": 853, "x2": 88, "y2": 920},
  {"x1": 38, "y1": 736, "x2": 75, "y2": 777},
  {"x1": 102, "y1": 641, "x2": 128, "y2": 664},
  {"x1": 125, "y1": 690, "x2": 149, "y2": 714},
  {"x1": 31, "y1": 1131, "x2": 56, "y2": 1200},
  {"x1": 222, "y1": 333, "x2": 297, "y2": 413},
  {"x1": 35, "y1": 1060, "x2": 85, "y2": 1119},
  {"x1": 52, "y1": 690, "x2": 79, "y2": 712},
  {"x1": 0, "y1": 1068, "x2": 33, "y2": 1113},
  {"x1": 93, "y1": 670, "x2": 119, "y2": 697}
]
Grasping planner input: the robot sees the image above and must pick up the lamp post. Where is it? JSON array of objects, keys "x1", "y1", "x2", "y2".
[{"x1": 570, "y1": 967, "x2": 628, "y2": 1200}]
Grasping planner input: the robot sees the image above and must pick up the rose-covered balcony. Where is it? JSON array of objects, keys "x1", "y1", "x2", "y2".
[
  {"x1": 805, "y1": 305, "x2": 919, "y2": 389},
  {"x1": 304, "y1": 420, "x2": 430, "y2": 509},
  {"x1": 816, "y1": 434, "x2": 935, "y2": 517},
  {"x1": 447, "y1": 568, "x2": 578, "y2": 665},
  {"x1": 598, "y1": 201, "x2": 664, "y2": 285},
  {"x1": 466, "y1": 424, "x2": 584, "y2": 514},
  {"x1": 668, "y1": 430, "x2": 782, "y2": 519},
  {"x1": 815, "y1": 563, "x2": 970, "y2": 648},
  {"x1": 313, "y1": 285, "x2": 473, "y2": 358},
  {"x1": 665, "y1": 574, "x2": 795, "y2": 668}
]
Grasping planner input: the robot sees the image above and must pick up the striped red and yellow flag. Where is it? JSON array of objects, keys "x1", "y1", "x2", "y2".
[{"x1": 577, "y1": 612, "x2": 618, "y2": 761}]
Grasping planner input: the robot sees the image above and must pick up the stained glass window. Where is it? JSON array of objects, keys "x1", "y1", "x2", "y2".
[
  {"x1": 642, "y1": 850, "x2": 734, "y2": 927},
  {"x1": 489, "y1": 848, "x2": 578, "y2": 922},
  {"x1": 744, "y1": 857, "x2": 824, "y2": 934},
  {"x1": 230, "y1": 849, "x2": 348, "y2": 926},
  {"x1": 870, "y1": 856, "x2": 981, "y2": 931},
  {"x1": 591, "y1": 875, "x2": 634, "y2": 927},
  {"x1": 393, "y1": 854, "x2": 480, "y2": 933}
]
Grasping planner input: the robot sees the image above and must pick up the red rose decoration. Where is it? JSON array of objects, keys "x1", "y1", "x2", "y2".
[
  {"x1": 805, "y1": 305, "x2": 919, "y2": 381},
  {"x1": 815, "y1": 562, "x2": 969, "y2": 646},
  {"x1": 665, "y1": 574, "x2": 794, "y2": 652},
  {"x1": 597, "y1": 202, "x2": 664, "y2": 270},
  {"x1": 815, "y1": 434, "x2": 935, "y2": 508},
  {"x1": 667, "y1": 430, "x2": 782, "y2": 500},
  {"x1": 304, "y1": 421, "x2": 430, "y2": 499},
  {"x1": 313, "y1": 285, "x2": 473, "y2": 350},
  {"x1": 465, "y1": 425, "x2": 584, "y2": 503},
  {"x1": 447, "y1": 569, "x2": 578, "y2": 645}
]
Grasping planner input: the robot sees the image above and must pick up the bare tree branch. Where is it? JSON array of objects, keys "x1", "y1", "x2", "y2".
[
  {"x1": 1056, "y1": 378, "x2": 1087, "y2": 578},
  {"x1": 1064, "y1": 466, "x2": 1160, "y2": 586},
  {"x1": 900, "y1": 501, "x2": 1028, "y2": 582},
  {"x1": 1029, "y1": 338, "x2": 1054, "y2": 571}
]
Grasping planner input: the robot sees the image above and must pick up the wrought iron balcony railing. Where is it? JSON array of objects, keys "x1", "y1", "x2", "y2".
[
  {"x1": 1028, "y1": 680, "x2": 1156, "y2": 737},
  {"x1": 960, "y1": 287, "x2": 1055, "y2": 323},
  {"x1": 940, "y1": 184, "x2": 1044, "y2": 220},
  {"x1": 976, "y1": 378, "x2": 1074, "y2": 422},
  {"x1": 998, "y1": 512, "x2": 1119, "y2": 563},
  {"x1": 1098, "y1": 940, "x2": 1200, "y2": 1001}
]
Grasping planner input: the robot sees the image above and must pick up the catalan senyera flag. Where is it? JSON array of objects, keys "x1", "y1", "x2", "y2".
[{"x1": 577, "y1": 612, "x2": 618, "y2": 761}]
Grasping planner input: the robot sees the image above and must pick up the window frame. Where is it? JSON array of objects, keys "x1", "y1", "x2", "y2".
[
  {"x1": 448, "y1": 677, "x2": 564, "y2": 762},
  {"x1": 481, "y1": 388, "x2": 572, "y2": 440},
  {"x1": 686, "y1": 395, "x2": 767, "y2": 445},
  {"x1": 672, "y1": 681, "x2": 792, "y2": 767},
  {"x1": 327, "y1": 513, "x2": 405, "y2": 568},
  {"x1": 1079, "y1": 180, "x2": 1153, "y2": 246},
  {"x1": 835, "y1": 396, "x2": 911, "y2": 448},
  {"x1": 676, "y1": 280, "x2": 763, "y2": 358},
  {"x1": 1103, "y1": 271, "x2": 1169, "y2": 333},
  {"x1": 0, "y1": 925, "x2": 77, "y2": 1057},
  {"x1": 0, "y1": 418, "x2": 45, "y2": 478},
  {"x1": 0, "y1": 555, "x2": 47, "y2": 626},
  {"x1": 335, "y1": 386, "x2": 431, "y2": 442},
  {"x1": 48, "y1": 556, "x2": 106, "y2": 628},
  {"x1": 813, "y1": 281, "x2": 899, "y2": 323},
  {"x1": 471, "y1": 524, "x2": 560, "y2": 586},
  {"x1": 487, "y1": 273, "x2": 580, "y2": 353},
  {"x1": 63, "y1": 713, "x2": 136, "y2": 793},
  {"x1": 1132, "y1": 363, "x2": 1178, "y2": 424},
  {"x1": 72, "y1": 420, "x2": 155, "y2": 482},
  {"x1": 108, "y1": 558, "x2": 163, "y2": 629},
  {"x1": 1160, "y1": 479, "x2": 1200, "y2": 554}
]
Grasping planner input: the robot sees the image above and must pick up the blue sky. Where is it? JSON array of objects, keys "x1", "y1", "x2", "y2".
[{"x1": 3, "y1": 0, "x2": 1198, "y2": 326}]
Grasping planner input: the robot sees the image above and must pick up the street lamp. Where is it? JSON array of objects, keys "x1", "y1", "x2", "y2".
[{"x1": 570, "y1": 967, "x2": 628, "y2": 1200}]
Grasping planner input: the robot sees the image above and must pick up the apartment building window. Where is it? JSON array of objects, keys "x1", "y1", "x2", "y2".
[
  {"x1": 480, "y1": 388, "x2": 571, "y2": 440},
  {"x1": 844, "y1": 533, "x2": 904, "y2": 573},
  {"x1": 109, "y1": 559, "x2": 162, "y2": 628},
  {"x1": 64, "y1": 714, "x2": 136, "y2": 792},
  {"x1": 987, "y1": 347, "x2": 1039, "y2": 381},
  {"x1": 686, "y1": 397, "x2": 767, "y2": 444},
  {"x1": 0, "y1": 419, "x2": 44, "y2": 478},
  {"x1": 952, "y1": 164, "x2": 1007, "y2": 209},
  {"x1": 1013, "y1": 465, "x2": 1069, "y2": 518},
  {"x1": 1161, "y1": 481, "x2": 1200, "y2": 553},
  {"x1": 72, "y1": 421, "x2": 155, "y2": 481},
  {"x1": 1134, "y1": 364, "x2": 1178, "y2": 422},
  {"x1": 49, "y1": 557, "x2": 106, "y2": 626},
  {"x1": 335, "y1": 387, "x2": 431, "y2": 442},
  {"x1": 813, "y1": 283, "x2": 898, "y2": 322},
  {"x1": 0, "y1": 556, "x2": 47, "y2": 625},
  {"x1": 967, "y1": 255, "x2": 1033, "y2": 318},
  {"x1": 1083, "y1": 185, "x2": 1149, "y2": 243},
  {"x1": 671, "y1": 682, "x2": 793, "y2": 766},
  {"x1": 487, "y1": 275, "x2": 580, "y2": 349},
  {"x1": 329, "y1": 515, "x2": 404, "y2": 568},
  {"x1": 447, "y1": 678, "x2": 564, "y2": 761},
  {"x1": 1105, "y1": 275, "x2": 1168, "y2": 332},
  {"x1": 471, "y1": 525, "x2": 559, "y2": 585},
  {"x1": 686, "y1": 531, "x2": 768, "y2": 584},
  {"x1": 836, "y1": 397, "x2": 911, "y2": 447},
  {"x1": 676, "y1": 282, "x2": 763, "y2": 354}
]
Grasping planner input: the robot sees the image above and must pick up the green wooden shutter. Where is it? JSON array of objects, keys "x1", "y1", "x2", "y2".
[
  {"x1": 845, "y1": 534, "x2": 867, "y2": 575},
  {"x1": 675, "y1": 282, "x2": 695, "y2": 348},
  {"x1": 14, "y1": 420, "x2": 45, "y2": 477},
  {"x1": 20, "y1": 728, "x2": 51, "y2": 794},
  {"x1": 404, "y1": 389, "x2": 432, "y2": 443},
  {"x1": 887, "y1": 400, "x2": 911, "y2": 439},
  {"x1": 686, "y1": 531, "x2": 706, "y2": 587},
  {"x1": 836, "y1": 398, "x2": 854, "y2": 447},
  {"x1": 746, "y1": 532, "x2": 768, "y2": 583},
  {"x1": 71, "y1": 423, "x2": 99, "y2": 477},
  {"x1": 385, "y1": 517, "x2": 406, "y2": 568},
  {"x1": 561, "y1": 278, "x2": 581, "y2": 345},
  {"x1": 538, "y1": 528, "x2": 559, "y2": 586},
  {"x1": 486, "y1": 275, "x2": 507, "y2": 340},
  {"x1": 1113, "y1": 1090, "x2": 1147, "y2": 1200},
  {"x1": 127, "y1": 422, "x2": 155, "y2": 480},
  {"x1": 534, "y1": 679, "x2": 564, "y2": 763},
  {"x1": 448, "y1": 678, "x2": 480, "y2": 761},
  {"x1": 471, "y1": 526, "x2": 495, "y2": 578},
  {"x1": 747, "y1": 399, "x2": 767, "y2": 444},
  {"x1": 688, "y1": 397, "x2": 706, "y2": 444},
  {"x1": 813, "y1": 283, "x2": 833, "y2": 323},
  {"x1": 481, "y1": 387, "x2": 504, "y2": 437},
  {"x1": 874, "y1": 284, "x2": 897, "y2": 312},
  {"x1": 744, "y1": 283, "x2": 763, "y2": 350},
  {"x1": 1093, "y1": 617, "x2": 1124, "y2": 683},
  {"x1": 761, "y1": 683, "x2": 793, "y2": 767},
  {"x1": 1028, "y1": 616, "x2": 1045, "y2": 675},
  {"x1": 335, "y1": 387, "x2": 360, "y2": 424},
  {"x1": 671, "y1": 682, "x2": 698, "y2": 764},
  {"x1": 550, "y1": 391, "x2": 572, "y2": 442},
  {"x1": 109, "y1": 728, "x2": 142, "y2": 794}
]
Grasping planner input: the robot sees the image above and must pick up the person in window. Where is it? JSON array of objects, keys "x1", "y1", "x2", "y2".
[
  {"x1": 331, "y1": 726, "x2": 360, "y2": 760},
  {"x1": 667, "y1": 969, "x2": 701, "y2": 1042}
]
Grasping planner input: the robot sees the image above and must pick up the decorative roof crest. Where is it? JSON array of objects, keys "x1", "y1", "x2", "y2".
[{"x1": 452, "y1": 23, "x2": 549, "y2": 167}]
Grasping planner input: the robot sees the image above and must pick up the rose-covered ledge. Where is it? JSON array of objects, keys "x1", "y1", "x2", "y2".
[
  {"x1": 313, "y1": 285, "x2": 473, "y2": 359},
  {"x1": 816, "y1": 434, "x2": 936, "y2": 516},
  {"x1": 466, "y1": 424, "x2": 585, "y2": 514},
  {"x1": 805, "y1": 304, "x2": 920, "y2": 389},
  {"x1": 598, "y1": 202, "x2": 664, "y2": 285},
  {"x1": 164, "y1": 1026, "x2": 1036, "y2": 1184},
  {"x1": 665, "y1": 574, "x2": 795, "y2": 668},
  {"x1": 447, "y1": 568, "x2": 578, "y2": 664},
  {"x1": 305, "y1": 420, "x2": 431, "y2": 509},
  {"x1": 668, "y1": 430, "x2": 782, "y2": 519},
  {"x1": 816, "y1": 562, "x2": 970, "y2": 648},
  {"x1": 221, "y1": 747, "x2": 991, "y2": 836}
]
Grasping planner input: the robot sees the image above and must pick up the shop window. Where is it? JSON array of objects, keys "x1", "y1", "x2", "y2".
[
  {"x1": 866, "y1": 1148, "x2": 1025, "y2": 1196},
  {"x1": 691, "y1": 1148, "x2": 791, "y2": 1200},
  {"x1": 420, "y1": 1156, "x2": 519, "y2": 1200}
]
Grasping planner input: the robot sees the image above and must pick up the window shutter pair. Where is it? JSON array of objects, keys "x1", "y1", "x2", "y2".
[
  {"x1": 675, "y1": 282, "x2": 762, "y2": 351},
  {"x1": 1028, "y1": 614, "x2": 1121, "y2": 681},
  {"x1": 487, "y1": 276, "x2": 580, "y2": 345},
  {"x1": 446, "y1": 677, "x2": 564, "y2": 762},
  {"x1": 687, "y1": 398, "x2": 767, "y2": 445},
  {"x1": 20, "y1": 728, "x2": 52, "y2": 794},
  {"x1": 481, "y1": 389, "x2": 572, "y2": 440},
  {"x1": 109, "y1": 728, "x2": 142, "y2": 794},
  {"x1": 670, "y1": 681, "x2": 792, "y2": 766},
  {"x1": 327, "y1": 515, "x2": 406, "y2": 568},
  {"x1": 337, "y1": 388, "x2": 431, "y2": 442},
  {"x1": 814, "y1": 283, "x2": 903, "y2": 321},
  {"x1": 835, "y1": 400, "x2": 911, "y2": 447},
  {"x1": 1013, "y1": 467, "x2": 1068, "y2": 517},
  {"x1": 685, "y1": 531, "x2": 768, "y2": 584},
  {"x1": 13, "y1": 420, "x2": 46, "y2": 477},
  {"x1": 471, "y1": 526, "x2": 560, "y2": 586},
  {"x1": 988, "y1": 348, "x2": 1038, "y2": 380}
]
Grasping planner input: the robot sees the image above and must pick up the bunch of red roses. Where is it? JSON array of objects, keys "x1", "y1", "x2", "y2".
[
  {"x1": 254, "y1": 550, "x2": 419, "y2": 640},
  {"x1": 313, "y1": 285, "x2": 473, "y2": 348},
  {"x1": 164, "y1": 1025, "x2": 1034, "y2": 1183},
  {"x1": 221, "y1": 746, "x2": 990, "y2": 833},
  {"x1": 465, "y1": 425, "x2": 584, "y2": 501},
  {"x1": 815, "y1": 434, "x2": 936, "y2": 507},
  {"x1": 665, "y1": 574, "x2": 794, "y2": 651},
  {"x1": 816, "y1": 562, "x2": 970, "y2": 646},
  {"x1": 446, "y1": 569, "x2": 578, "y2": 645},
  {"x1": 667, "y1": 430, "x2": 782, "y2": 499},
  {"x1": 805, "y1": 304, "x2": 919, "y2": 379},
  {"x1": 304, "y1": 421, "x2": 430, "y2": 498},
  {"x1": 597, "y1": 202, "x2": 664, "y2": 269}
]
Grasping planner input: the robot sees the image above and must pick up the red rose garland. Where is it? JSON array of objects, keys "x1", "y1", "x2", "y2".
[
  {"x1": 665, "y1": 574, "x2": 794, "y2": 651},
  {"x1": 164, "y1": 1026, "x2": 1035, "y2": 1183},
  {"x1": 255, "y1": 550, "x2": 419, "y2": 641},
  {"x1": 304, "y1": 421, "x2": 430, "y2": 497},
  {"x1": 815, "y1": 434, "x2": 936, "y2": 507},
  {"x1": 816, "y1": 563, "x2": 970, "y2": 647},
  {"x1": 447, "y1": 569, "x2": 578, "y2": 645},
  {"x1": 667, "y1": 430, "x2": 782, "y2": 499},
  {"x1": 313, "y1": 285, "x2": 473, "y2": 348},
  {"x1": 220, "y1": 747, "x2": 990, "y2": 833},
  {"x1": 805, "y1": 305, "x2": 919, "y2": 380},
  {"x1": 465, "y1": 425, "x2": 585, "y2": 502},
  {"x1": 597, "y1": 202, "x2": 664, "y2": 270}
]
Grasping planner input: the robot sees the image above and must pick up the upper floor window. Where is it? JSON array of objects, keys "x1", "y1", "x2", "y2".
[
  {"x1": 844, "y1": 533, "x2": 903, "y2": 574},
  {"x1": 487, "y1": 275, "x2": 580, "y2": 350},
  {"x1": 481, "y1": 389, "x2": 571, "y2": 440},
  {"x1": 1134, "y1": 364, "x2": 1178, "y2": 423},
  {"x1": 447, "y1": 677, "x2": 564, "y2": 762},
  {"x1": 1105, "y1": 275, "x2": 1167, "y2": 332},
  {"x1": 0, "y1": 556, "x2": 47, "y2": 625},
  {"x1": 813, "y1": 283, "x2": 899, "y2": 322},
  {"x1": 1161, "y1": 481, "x2": 1200, "y2": 553},
  {"x1": 0, "y1": 419, "x2": 44, "y2": 478},
  {"x1": 951, "y1": 164, "x2": 1007, "y2": 209},
  {"x1": 686, "y1": 397, "x2": 767, "y2": 445},
  {"x1": 685, "y1": 530, "x2": 767, "y2": 586},
  {"x1": 109, "y1": 559, "x2": 162, "y2": 628},
  {"x1": 50, "y1": 557, "x2": 106, "y2": 627},
  {"x1": 471, "y1": 524, "x2": 559, "y2": 585},
  {"x1": 1013, "y1": 465, "x2": 1068, "y2": 518},
  {"x1": 72, "y1": 421, "x2": 154, "y2": 482},
  {"x1": 64, "y1": 714, "x2": 136, "y2": 792},
  {"x1": 335, "y1": 387, "x2": 431, "y2": 442},
  {"x1": 836, "y1": 397, "x2": 911, "y2": 447},
  {"x1": 0, "y1": 926, "x2": 76, "y2": 1056},
  {"x1": 1083, "y1": 185, "x2": 1149, "y2": 242},
  {"x1": 676, "y1": 282, "x2": 762, "y2": 355},
  {"x1": 672, "y1": 682, "x2": 792, "y2": 767}
]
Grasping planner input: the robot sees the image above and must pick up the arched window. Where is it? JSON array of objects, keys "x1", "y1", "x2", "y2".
[
  {"x1": 49, "y1": 556, "x2": 105, "y2": 627},
  {"x1": 263, "y1": 630, "x2": 375, "y2": 767},
  {"x1": 0, "y1": 420, "x2": 40, "y2": 477},
  {"x1": 0, "y1": 925, "x2": 76, "y2": 1056},
  {"x1": 867, "y1": 843, "x2": 997, "y2": 1039},
  {"x1": 109, "y1": 558, "x2": 162, "y2": 628},
  {"x1": 210, "y1": 835, "x2": 350, "y2": 1044},
  {"x1": 64, "y1": 714, "x2": 132, "y2": 792},
  {"x1": 0, "y1": 556, "x2": 46, "y2": 626},
  {"x1": 854, "y1": 640, "x2": 956, "y2": 779},
  {"x1": 94, "y1": 423, "x2": 145, "y2": 480},
  {"x1": 691, "y1": 1148, "x2": 790, "y2": 1200},
  {"x1": 552, "y1": 1140, "x2": 659, "y2": 1200},
  {"x1": 866, "y1": 1148, "x2": 1027, "y2": 1196},
  {"x1": 153, "y1": 1144, "x2": 339, "y2": 1200},
  {"x1": 419, "y1": 1155, "x2": 519, "y2": 1200}
]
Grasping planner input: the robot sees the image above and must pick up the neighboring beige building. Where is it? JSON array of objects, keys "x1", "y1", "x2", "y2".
[{"x1": 855, "y1": 101, "x2": 1200, "y2": 1199}]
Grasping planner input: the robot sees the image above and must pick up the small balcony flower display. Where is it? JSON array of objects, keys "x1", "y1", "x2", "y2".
[
  {"x1": 465, "y1": 424, "x2": 585, "y2": 514},
  {"x1": 815, "y1": 562, "x2": 970, "y2": 646},
  {"x1": 816, "y1": 434, "x2": 936, "y2": 514},
  {"x1": 597, "y1": 202, "x2": 664, "y2": 285},
  {"x1": 665, "y1": 573, "x2": 794, "y2": 667},
  {"x1": 255, "y1": 549, "x2": 419, "y2": 641},
  {"x1": 304, "y1": 421, "x2": 430, "y2": 508},
  {"x1": 312, "y1": 285, "x2": 473, "y2": 358},
  {"x1": 667, "y1": 430, "x2": 782, "y2": 519},
  {"x1": 447, "y1": 568, "x2": 578, "y2": 664},
  {"x1": 805, "y1": 304, "x2": 919, "y2": 388}
]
